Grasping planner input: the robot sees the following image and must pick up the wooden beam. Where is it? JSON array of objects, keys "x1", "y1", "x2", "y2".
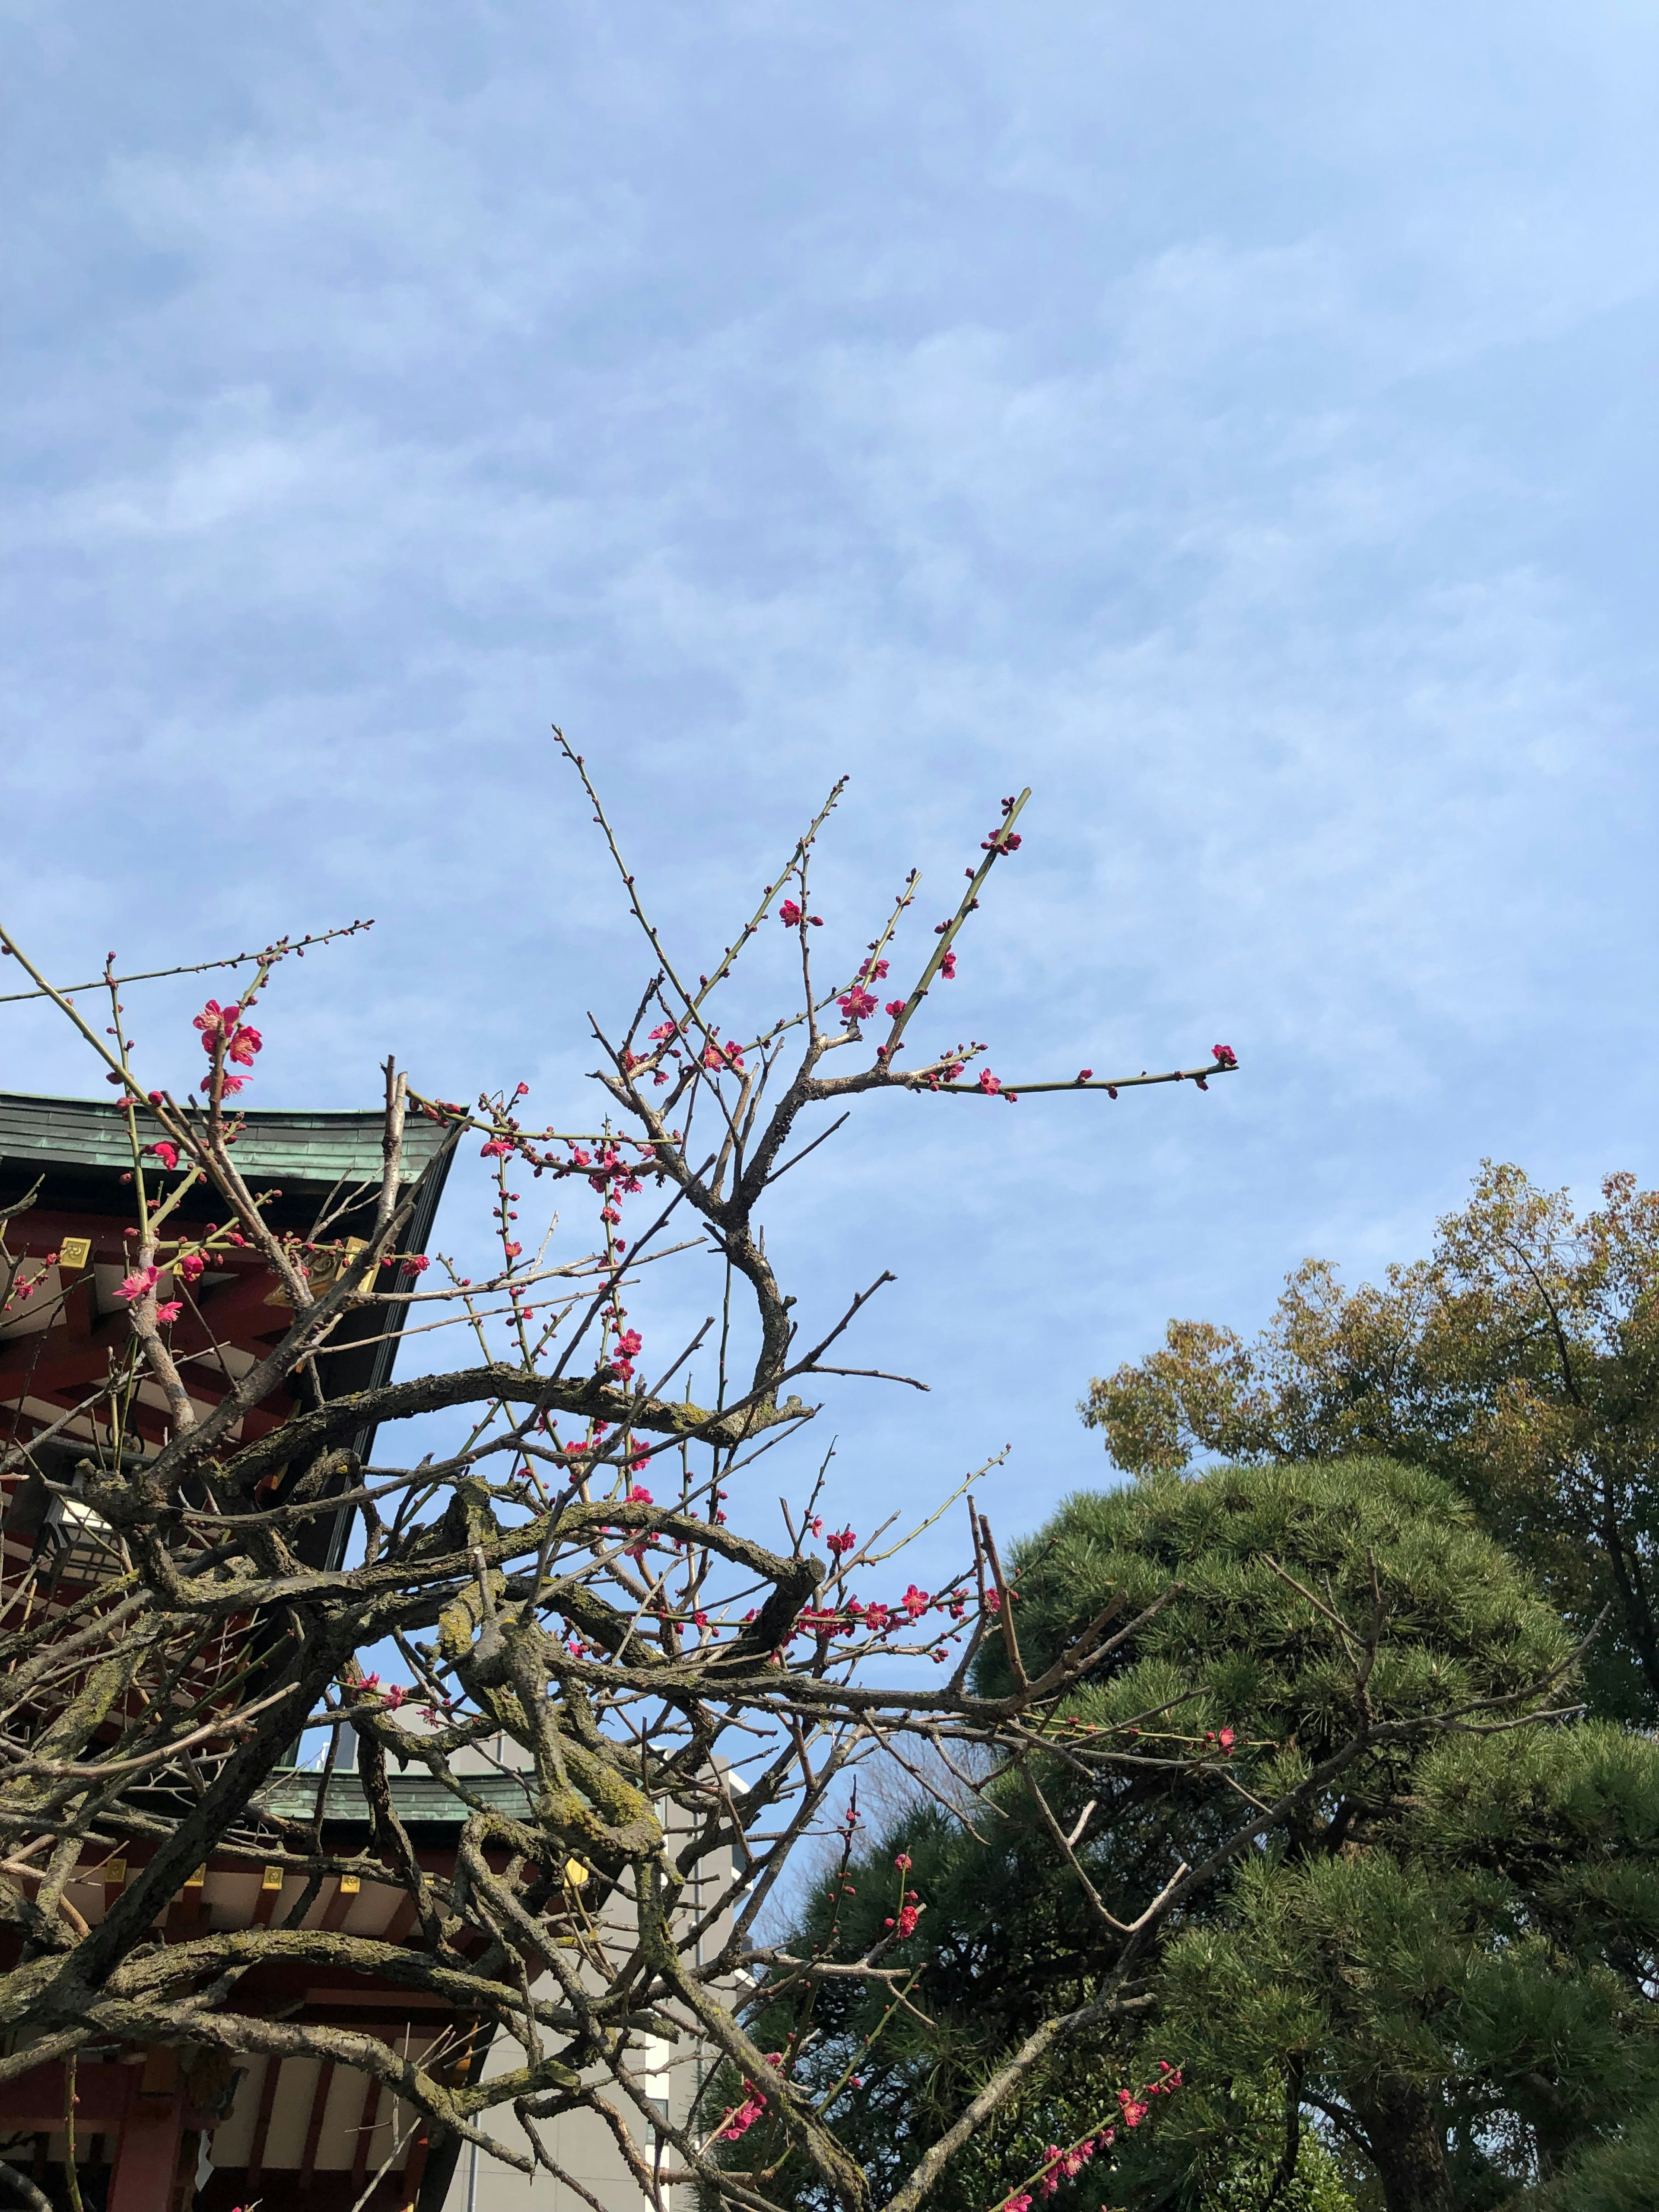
[
  {"x1": 251, "y1": 1863, "x2": 285, "y2": 1929},
  {"x1": 138, "y1": 2046, "x2": 178, "y2": 2098},
  {"x1": 0, "y1": 2061, "x2": 131, "y2": 2130},
  {"x1": 299, "y1": 2056, "x2": 334, "y2": 2184},
  {"x1": 319, "y1": 1871, "x2": 361, "y2": 1933},
  {"x1": 246, "y1": 2055, "x2": 281, "y2": 2187},
  {"x1": 382, "y1": 1891, "x2": 421, "y2": 1946},
  {"x1": 351, "y1": 2073, "x2": 383, "y2": 2191},
  {"x1": 200, "y1": 1956, "x2": 456, "y2": 2010},
  {"x1": 164, "y1": 1864, "x2": 207, "y2": 1943},
  {"x1": 0, "y1": 1262, "x2": 292, "y2": 1404}
]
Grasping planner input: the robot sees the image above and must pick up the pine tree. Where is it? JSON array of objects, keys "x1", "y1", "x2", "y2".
[{"x1": 761, "y1": 1459, "x2": 1658, "y2": 2207}]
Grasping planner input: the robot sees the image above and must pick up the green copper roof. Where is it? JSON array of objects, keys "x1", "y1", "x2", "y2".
[
  {"x1": 0, "y1": 1091, "x2": 451, "y2": 1190},
  {"x1": 257, "y1": 1765, "x2": 538, "y2": 1826}
]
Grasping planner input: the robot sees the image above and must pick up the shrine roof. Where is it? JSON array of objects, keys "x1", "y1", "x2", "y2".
[
  {"x1": 257, "y1": 1764, "x2": 538, "y2": 1829},
  {"x1": 0, "y1": 1090, "x2": 450, "y2": 1192}
]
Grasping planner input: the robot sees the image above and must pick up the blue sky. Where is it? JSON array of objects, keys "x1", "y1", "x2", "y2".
[{"x1": 3, "y1": 0, "x2": 1657, "y2": 1589}]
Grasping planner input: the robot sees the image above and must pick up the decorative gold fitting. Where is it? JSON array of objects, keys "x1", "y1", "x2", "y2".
[{"x1": 265, "y1": 1236, "x2": 368, "y2": 1307}]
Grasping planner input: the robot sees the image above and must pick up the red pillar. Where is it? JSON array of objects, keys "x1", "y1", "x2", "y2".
[{"x1": 107, "y1": 2088, "x2": 184, "y2": 2212}]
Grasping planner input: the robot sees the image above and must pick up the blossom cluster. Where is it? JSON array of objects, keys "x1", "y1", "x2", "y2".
[
  {"x1": 998, "y1": 2064, "x2": 1183, "y2": 2210},
  {"x1": 837, "y1": 950, "x2": 890, "y2": 1026},
  {"x1": 194, "y1": 997, "x2": 263, "y2": 1096},
  {"x1": 718, "y1": 2052, "x2": 784, "y2": 2141},
  {"x1": 885, "y1": 1862, "x2": 923, "y2": 1940},
  {"x1": 355, "y1": 1673, "x2": 411, "y2": 1712}
]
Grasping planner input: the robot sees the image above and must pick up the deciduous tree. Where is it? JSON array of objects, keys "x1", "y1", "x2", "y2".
[
  {"x1": 1083, "y1": 1163, "x2": 1659, "y2": 1723},
  {"x1": 0, "y1": 758, "x2": 1295, "y2": 2212}
]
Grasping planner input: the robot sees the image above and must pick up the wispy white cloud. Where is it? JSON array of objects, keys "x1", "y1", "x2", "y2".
[{"x1": 3, "y1": 0, "x2": 1656, "y2": 1569}]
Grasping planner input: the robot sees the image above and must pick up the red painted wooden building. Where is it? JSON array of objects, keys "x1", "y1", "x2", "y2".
[{"x1": 0, "y1": 1090, "x2": 493, "y2": 2212}]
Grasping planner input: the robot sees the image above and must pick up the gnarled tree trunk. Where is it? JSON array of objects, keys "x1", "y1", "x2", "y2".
[{"x1": 1351, "y1": 2082, "x2": 1454, "y2": 2212}]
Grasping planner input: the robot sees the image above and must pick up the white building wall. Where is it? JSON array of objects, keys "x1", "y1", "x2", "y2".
[
  {"x1": 441, "y1": 2021, "x2": 693, "y2": 2212},
  {"x1": 435, "y1": 1774, "x2": 737, "y2": 2212}
]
